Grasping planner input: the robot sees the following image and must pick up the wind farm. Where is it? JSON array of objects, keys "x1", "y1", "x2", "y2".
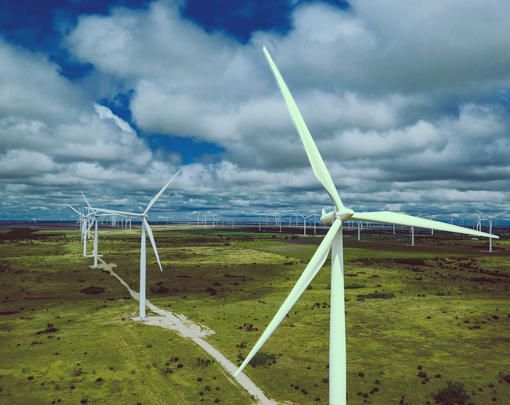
[{"x1": 2, "y1": 1, "x2": 510, "y2": 404}]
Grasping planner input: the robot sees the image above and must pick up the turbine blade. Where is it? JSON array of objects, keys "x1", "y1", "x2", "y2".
[
  {"x1": 475, "y1": 209, "x2": 489, "y2": 219},
  {"x1": 86, "y1": 218, "x2": 95, "y2": 233},
  {"x1": 234, "y1": 218, "x2": 342, "y2": 376},
  {"x1": 80, "y1": 192, "x2": 93, "y2": 210},
  {"x1": 352, "y1": 211, "x2": 499, "y2": 239},
  {"x1": 263, "y1": 46, "x2": 343, "y2": 211},
  {"x1": 144, "y1": 170, "x2": 181, "y2": 215},
  {"x1": 143, "y1": 218, "x2": 162, "y2": 272},
  {"x1": 93, "y1": 208, "x2": 142, "y2": 217},
  {"x1": 67, "y1": 204, "x2": 81, "y2": 216}
]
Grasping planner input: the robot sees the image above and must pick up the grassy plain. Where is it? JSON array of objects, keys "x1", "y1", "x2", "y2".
[{"x1": 1, "y1": 224, "x2": 510, "y2": 404}]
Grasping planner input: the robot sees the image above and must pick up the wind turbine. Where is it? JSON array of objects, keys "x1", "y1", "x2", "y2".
[
  {"x1": 80, "y1": 193, "x2": 113, "y2": 269},
  {"x1": 312, "y1": 214, "x2": 318, "y2": 234},
  {"x1": 476, "y1": 213, "x2": 481, "y2": 231},
  {"x1": 94, "y1": 170, "x2": 180, "y2": 319},
  {"x1": 475, "y1": 209, "x2": 505, "y2": 252},
  {"x1": 234, "y1": 46, "x2": 499, "y2": 405},
  {"x1": 297, "y1": 213, "x2": 315, "y2": 236},
  {"x1": 67, "y1": 205, "x2": 93, "y2": 256},
  {"x1": 272, "y1": 214, "x2": 282, "y2": 232}
]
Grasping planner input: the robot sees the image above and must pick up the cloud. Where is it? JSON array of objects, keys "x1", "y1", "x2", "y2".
[
  {"x1": 2, "y1": 0, "x2": 510, "y2": 220},
  {"x1": 0, "y1": 150, "x2": 57, "y2": 178},
  {"x1": 0, "y1": 37, "x2": 85, "y2": 123}
]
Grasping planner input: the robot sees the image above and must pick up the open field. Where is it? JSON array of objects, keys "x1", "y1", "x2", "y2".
[{"x1": 1, "y1": 224, "x2": 510, "y2": 404}]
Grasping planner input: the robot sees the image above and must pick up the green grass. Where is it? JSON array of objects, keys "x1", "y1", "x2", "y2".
[
  {"x1": 0, "y1": 231, "x2": 253, "y2": 404},
  {"x1": 1, "y1": 226, "x2": 510, "y2": 404}
]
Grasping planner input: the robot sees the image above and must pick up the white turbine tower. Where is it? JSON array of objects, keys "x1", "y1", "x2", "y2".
[
  {"x1": 80, "y1": 193, "x2": 112, "y2": 269},
  {"x1": 272, "y1": 214, "x2": 282, "y2": 232},
  {"x1": 234, "y1": 47, "x2": 499, "y2": 405},
  {"x1": 297, "y1": 213, "x2": 314, "y2": 236},
  {"x1": 94, "y1": 170, "x2": 180, "y2": 319},
  {"x1": 476, "y1": 209, "x2": 505, "y2": 252},
  {"x1": 67, "y1": 205, "x2": 93, "y2": 256}
]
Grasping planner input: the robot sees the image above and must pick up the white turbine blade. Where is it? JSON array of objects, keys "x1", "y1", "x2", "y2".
[
  {"x1": 475, "y1": 209, "x2": 489, "y2": 219},
  {"x1": 263, "y1": 47, "x2": 343, "y2": 211},
  {"x1": 352, "y1": 211, "x2": 499, "y2": 239},
  {"x1": 93, "y1": 208, "x2": 142, "y2": 217},
  {"x1": 144, "y1": 170, "x2": 181, "y2": 215},
  {"x1": 493, "y1": 211, "x2": 506, "y2": 218},
  {"x1": 143, "y1": 218, "x2": 162, "y2": 271},
  {"x1": 80, "y1": 192, "x2": 93, "y2": 210},
  {"x1": 86, "y1": 218, "x2": 95, "y2": 233},
  {"x1": 235, "y1": 218, "x2": 342, "y2": 376},
  {"x1": 67, "y1": 204, "x2": 82, "y2": 216}
]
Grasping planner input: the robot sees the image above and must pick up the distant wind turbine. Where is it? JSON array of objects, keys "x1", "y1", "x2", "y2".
[
  {"x1": 234, "y1": 46, "x2": 499, "y2": 405},
  {"x1": 94, "y1": 170, "x2": 180, "y2": 319},
  {"x1": 476, "y1": 209, "x2": 506, "y2": 252},
  {"x1": 297, "y1": 213, "x2": 314, "y2": 236},
  {"x1": 67, "y1": 205, "x2": 93, "y2": 256},
  {"x1": 80, "y1": 193, "x2": 112, "y2": 269}
]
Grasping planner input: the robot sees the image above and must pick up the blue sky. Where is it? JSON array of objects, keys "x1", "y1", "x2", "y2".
[{"x1": 0, "y1": 0, "x2": 509, "y2": 224}]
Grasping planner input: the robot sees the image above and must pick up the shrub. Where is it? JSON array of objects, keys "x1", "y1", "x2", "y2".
[
  {"x1": 432, "y1": 382, "x2": 470, "y2": 405},
  {"x1": 248, "y1": 352, "x2": 276, "y2": 367},
  {"x1": 498, "y1": 372, "x2": 510, "y2": 384},
  {"x1": 356, "y1": 292, "x2": 395, "y2": 301}
]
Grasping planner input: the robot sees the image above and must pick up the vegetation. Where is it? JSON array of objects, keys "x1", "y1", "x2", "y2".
[
  {"x1": 1, "y1": 224, "x2": 510, "y2": 404},
  {"x1": 432, "y1": 382, "x2": 471, "y2": 405}
]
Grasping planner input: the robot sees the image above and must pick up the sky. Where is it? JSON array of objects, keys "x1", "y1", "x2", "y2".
[{"x1": 0, "y1": 0, "x2": 509, "y2": 224}]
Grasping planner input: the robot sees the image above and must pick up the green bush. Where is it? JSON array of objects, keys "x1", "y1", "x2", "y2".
[
  {"x1": 356, "y1": 292, "x2": 395, "y2": 301},
  {"x1": 432, "y1": 382, "x2": 471, "y2": 405},
  {"x1": 251, "y1": 352, "x2": 276, "y2": 367}
]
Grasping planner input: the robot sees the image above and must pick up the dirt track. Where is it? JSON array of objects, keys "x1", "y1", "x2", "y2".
[{"x1": 95, "y1": 257, "x2": 278, "y2": 405}]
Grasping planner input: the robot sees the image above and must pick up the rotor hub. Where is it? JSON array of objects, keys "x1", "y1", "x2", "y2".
[{"x1": 335, "y1": 208, "x2": 354, "y2": 223}]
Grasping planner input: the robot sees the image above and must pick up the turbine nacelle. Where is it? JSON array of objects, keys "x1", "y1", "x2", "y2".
[{"x1": 320, "y1": 208, "x2": 354, "y2": 225}]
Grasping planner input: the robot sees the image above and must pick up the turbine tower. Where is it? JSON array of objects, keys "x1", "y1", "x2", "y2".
[
  {"x1": 67, "y1": 205, "x2": 93, "y2": 256},
  {"x1": 80, "y1": 193, "x2": 112, "y2": 269},
  {"x1": 296, "y1": 213, "x2": 314, "y2": 236},
  {"x1": 234, "y1": 47, "x2": 499, "y2": 405},
  {"x1": 94, "y1": 170, "x2": 180, "y2": 319},
  {"x1": 476, "y1": 209, "x2": 505, "y2": 252}
]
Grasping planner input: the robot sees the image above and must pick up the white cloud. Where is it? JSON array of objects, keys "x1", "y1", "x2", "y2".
[
  {"x1": 2, "y1": 0, "x2": 510, "y2": 220},
  {"x1": 0, "y1": 38, "x2": 85, "y2": 123}
]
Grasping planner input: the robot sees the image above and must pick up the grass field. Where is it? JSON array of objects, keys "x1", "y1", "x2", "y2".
[{"x1": 1, "y1": 225, "x2": 510, "y2": 404}]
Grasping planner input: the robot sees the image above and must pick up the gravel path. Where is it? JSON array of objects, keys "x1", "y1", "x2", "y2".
[{"x1": 96, "y1": 257, "x2": 278, "y2": 405}]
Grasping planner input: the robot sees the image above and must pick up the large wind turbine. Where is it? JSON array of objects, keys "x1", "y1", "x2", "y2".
[
  {"x1": 475, "y1": 209, "x2": 505, "y2": 252},
  {"x1": 94, "y1": 170, "x2": 180, "y2": 319},
  {"x1": 234, "y1": 47, "x2": 499, "y2": 405}
]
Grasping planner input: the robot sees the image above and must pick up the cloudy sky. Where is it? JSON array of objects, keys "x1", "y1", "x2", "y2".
[{"x1": 1, "y1": 0, "x2": 509, "y2": 223}]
